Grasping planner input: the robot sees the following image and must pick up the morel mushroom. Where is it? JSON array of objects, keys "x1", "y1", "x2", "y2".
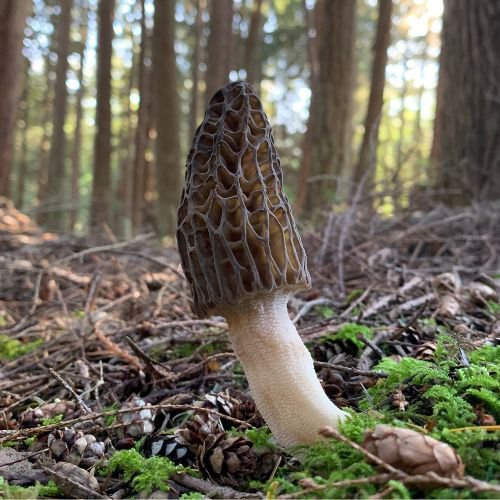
[{"x1": 177, "y1": 82, "x2": 347, "y2": 447}]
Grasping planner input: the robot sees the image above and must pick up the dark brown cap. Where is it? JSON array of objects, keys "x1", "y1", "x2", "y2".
[{"x1": 177, "y1": 82, "x2": 311, "y2": 317}]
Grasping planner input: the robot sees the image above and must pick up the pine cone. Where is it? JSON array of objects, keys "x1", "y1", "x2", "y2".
[
  {"x1": 362, "y1": 425, "x2": 464, "y2": 478},
  {"x1": 203, "y1": 391, "x2": 265, "y2": 428},
  {"x1": 176, "y1": 414, "x2": 225, "y2": 453},
  {"x1": 198, "y1": 434, "x2": 256, "y2": 487},
  {"x1": 232, "y1": 400, "x2": 266, "y2": 428},
  {"x1": 142, "y1": 433, "x2": 193, "y2": 466},
  {"x1": 202, "y1": 392, "x2": 234, "y2": 425},
  {"x1": 117, "y1": 396, "x2": 155, "y2": 438},
  {"x1": 176, "y1": 414, "x2": 256, "y2": 486},
  {"x1": 413, "y1": 341, "x2": 437, "y2": 360},
  {"x1": 47, "y1": 427, "x2": 106, "y2": 468}
]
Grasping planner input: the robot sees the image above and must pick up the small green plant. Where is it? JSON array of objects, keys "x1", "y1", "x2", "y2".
[
  {"x1": 321, "y1": 323, "x2": 374, "y2": 351},
  {"x1": 0, "y1": 335, "x2": 42, "y2": 361},
  {"x1": 105, "y1": 449, "x2": 194, "y2": 496},
  {"x1": 229, "y1": 427, "x2": 277, "y2": 451},
  {"x1": 317, "y1": 305, "x2": 334, "y2": 319},
  {"x1": 103, "y1": 403, "x2": 119, "y2": 426},
  {"x1": 346, "y1": 288, "x2": 363, "y2": 304},
  {"x1": 0, "y1": 313, "x2": 8, "y2": 327},
  {"x1": 41, "y1": 414, "x2": 64, "y2": 426},
  {"x1": 180, "y1": 493, "x2": 205, "y2": 500},
  {"x1": 0, "y1": 478, "x2": 61, "y2": 499},
  {"x1": 486, "y1": 301, "x2": 500, "y2": 315}
]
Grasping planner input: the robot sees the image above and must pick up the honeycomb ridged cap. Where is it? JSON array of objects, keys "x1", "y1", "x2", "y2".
[{"x1": 177, "y1": 82, "x2": 311, "y2": 318}]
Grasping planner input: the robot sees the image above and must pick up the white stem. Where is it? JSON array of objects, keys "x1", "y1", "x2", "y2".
[{"x1": 220, "y1": 293, "x2": 348, "y2": 448}]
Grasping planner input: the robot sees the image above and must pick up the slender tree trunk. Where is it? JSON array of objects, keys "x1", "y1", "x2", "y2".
[
  {"x1": 132, "y1": 0, "x2": 151, "y2": 233},
  {"x1": 432, "y1": 0, "x2": 500, "y2": 204},
  {"x1": 152, "y1": 0, "x2": 181, "y2": 237},
  {"x1": 0, "y1": 0, "x2": 30, "y2": 197},
  {"x1": 42, "y1": 0, "x2": 73, "y2": 230},
  {"x1": 244, "y1": 0, "x2": 263, "y2": 90},
  {"x1": 115, "y1": 37, "x2": 136, "y2": 237},
  {"x1": 189, "y1": 0, "x2": 203, "y2": 139},
  {"x1": 69, "y1": 4, "x2": 89, "y2": 231},
  {"x1": 295, "y1": 0, "x2": 321, "y2": 213},
  {"x1": 15, "y1": 71, "x2": 30, "y2": 209},
  {"x1": 90, "y1": 0, "x2": 115, "y2": 232},
  {"x1": 36, "y1": 55, "x2": 54, "y2": 216},
  {"x1": 300, "y1": 0, "x2": 356, "y2": 213},
  {"x1": 352, "y1": 0, "x2": 392, "y2": 201},
  {"x1": 205, "y1": 0, "x2": 233, "y2": 101}
]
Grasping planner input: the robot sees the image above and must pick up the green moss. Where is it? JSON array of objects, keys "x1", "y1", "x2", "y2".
[
  {"x1": 41, "y1": 414, "x2": 64, "y2": 426},
  {"x1": 0, "y1": 479, "x2": 61, "y2": 499},
  {"x1": 317, "y1": 305, "x2": 334, "y2": 319},
  {"x1": 0, "y1": 335, "x2": 42, "y2": 361},
  {"x1": 104, "y1": 449, "x2": 194, "y2": 496},
  {"x1": 180, "y1": 493, "x2": 205, "y2": 500},
  {"x1": 267, "y1": 341, "x2": 500, "y2": 498},
  {"x1": 486, "y1": 301, "x2": 500, "y2": 315},
  {"x1": 321, "y1": 323, "x2": 374, "y2": 351}
]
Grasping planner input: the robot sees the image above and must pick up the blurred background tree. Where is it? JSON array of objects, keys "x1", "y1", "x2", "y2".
[{"x1": 1, "y1": 0, "x2": 498, "y2": 238}]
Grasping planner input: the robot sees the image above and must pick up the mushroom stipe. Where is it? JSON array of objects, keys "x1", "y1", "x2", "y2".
[{"x1": 177, "y1": 81, "x2": 347, "y2": 447}]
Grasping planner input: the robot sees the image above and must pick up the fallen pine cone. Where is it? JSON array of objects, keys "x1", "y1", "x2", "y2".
[
  {"x1": 47, "y1": 427, "x2": 106, "y2": 468},
  {"x1": 362, "y1": 425, "x2": 464, "y2": 478},
  {"x1": 176, "y1": 414, "x2": 256, "y2": 487}
]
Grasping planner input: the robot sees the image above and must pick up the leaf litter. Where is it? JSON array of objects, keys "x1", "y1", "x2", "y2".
[{"x1": 0, "y1": 199, "x2": 499, "y2": 498}]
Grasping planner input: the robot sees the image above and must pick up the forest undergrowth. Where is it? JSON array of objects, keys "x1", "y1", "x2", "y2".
[{"x1": 0, "y1": 198, "x2": 499, "y2": 499}]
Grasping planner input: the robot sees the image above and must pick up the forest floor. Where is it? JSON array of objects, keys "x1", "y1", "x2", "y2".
[{"x1": 0, "y1": 198, "x2": 499, "y2": 499}]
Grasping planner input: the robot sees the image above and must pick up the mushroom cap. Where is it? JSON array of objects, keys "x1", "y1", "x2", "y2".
[{"x1": 177, "y1": 82, "x2": 311, "y2": 317}]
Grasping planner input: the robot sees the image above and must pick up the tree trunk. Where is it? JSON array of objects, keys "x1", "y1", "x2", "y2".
[
  {"x1": 244, "y1": 0, "x2": 263, "y2": 90},
  {"x1": 189, "y1": 0, "x2": 203, "y2": 140},
  {"x1": 69, "y1": 4, "x2": 89, "y2": 231},
  {"x1": 295, "y1": 0, "x2": 321, "y2": 213},
  {"x1": 15, "y1": 71, "x2": 30, "y2": 209},
  {"x1": 432, "y1": 0, "x2": 500, "y2": 205},
  {"x1": 152, "y1": 0, "x2": 181, "y2": 237},
  {"x1": 36, "y1": 55, "x2": 54, "y2": 217},
  {"x1": 352, "y1": 0, "x2": 392, "y2": 202},
  {"x1": 205, "y1": 0, "x2": 233, "y2": 101},
  {"x1": 42, "y1": 0, "x2": 73, "y2": 230},
  {"x1": 132, "y1": 0, "x2": 151, "y2": 233},
  {"x1": 299, "y1": 0, "x2": 357, "y2": 214},
  {"x1": 90, "y1": 0, "x2": 115, "y2": 232},
  {"x1": 0, "y1": 0, "x2": 30, "y2": 198},
  {"x1": 114, "y1": 35, "x2": 136, "y2": 237}
]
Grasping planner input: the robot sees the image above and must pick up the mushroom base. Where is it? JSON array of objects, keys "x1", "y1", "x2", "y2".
[{"x1": 220, "y1": 293, "x2": 348, "y2": 448}]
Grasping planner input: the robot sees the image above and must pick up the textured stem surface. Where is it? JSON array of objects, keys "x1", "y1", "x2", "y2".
[{"x1": 221, "y1": 293, "x2": 347, "y2": 447}]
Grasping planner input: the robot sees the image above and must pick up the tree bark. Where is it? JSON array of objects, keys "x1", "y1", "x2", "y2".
[
  {"x1": 295, "y1": 0, "x2": 321, "y2": 213},
  {"x1": 244, "y1": 0, "x2": 263, "y2": 90},
  {"x1": 43, "y1": 0, "x2": 73, "y2": 230},
  {"x1": 90, "y1": 0, "x2": 115, "y2": 232},
  {"x1": 205, "y1": 0, "x2": 233, "y2": 101},
  {"x1": 70, "y1": 3, "x2": 89, "y2": 231},
  {"x1": 432, "y1": 0, "x2": 500, "y2": 204},
  {"x1": 298, "y1": 0, "x2": 357, "y2": 214},
  {"x1": 15, "y1": 69, "x2": 30, "y2": 209},
  {"x1": 132, "y1": 0, "x2": 151, "y2": 233},
  {"x1": 352, "y1": 0, "x2": 392, "y2": 201},
  {"x1": 189, "y1": 0, "x2": 203, "y2": 140},
  {"x1": 0, "y1": 0, "x2": 30, "y2": 198},
  {"x1": 36, "y1": 54, "x2": 54, "y2": 217},
  {"x1": 152, "y1": 0, "x2": 181, "y2": 237}
]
